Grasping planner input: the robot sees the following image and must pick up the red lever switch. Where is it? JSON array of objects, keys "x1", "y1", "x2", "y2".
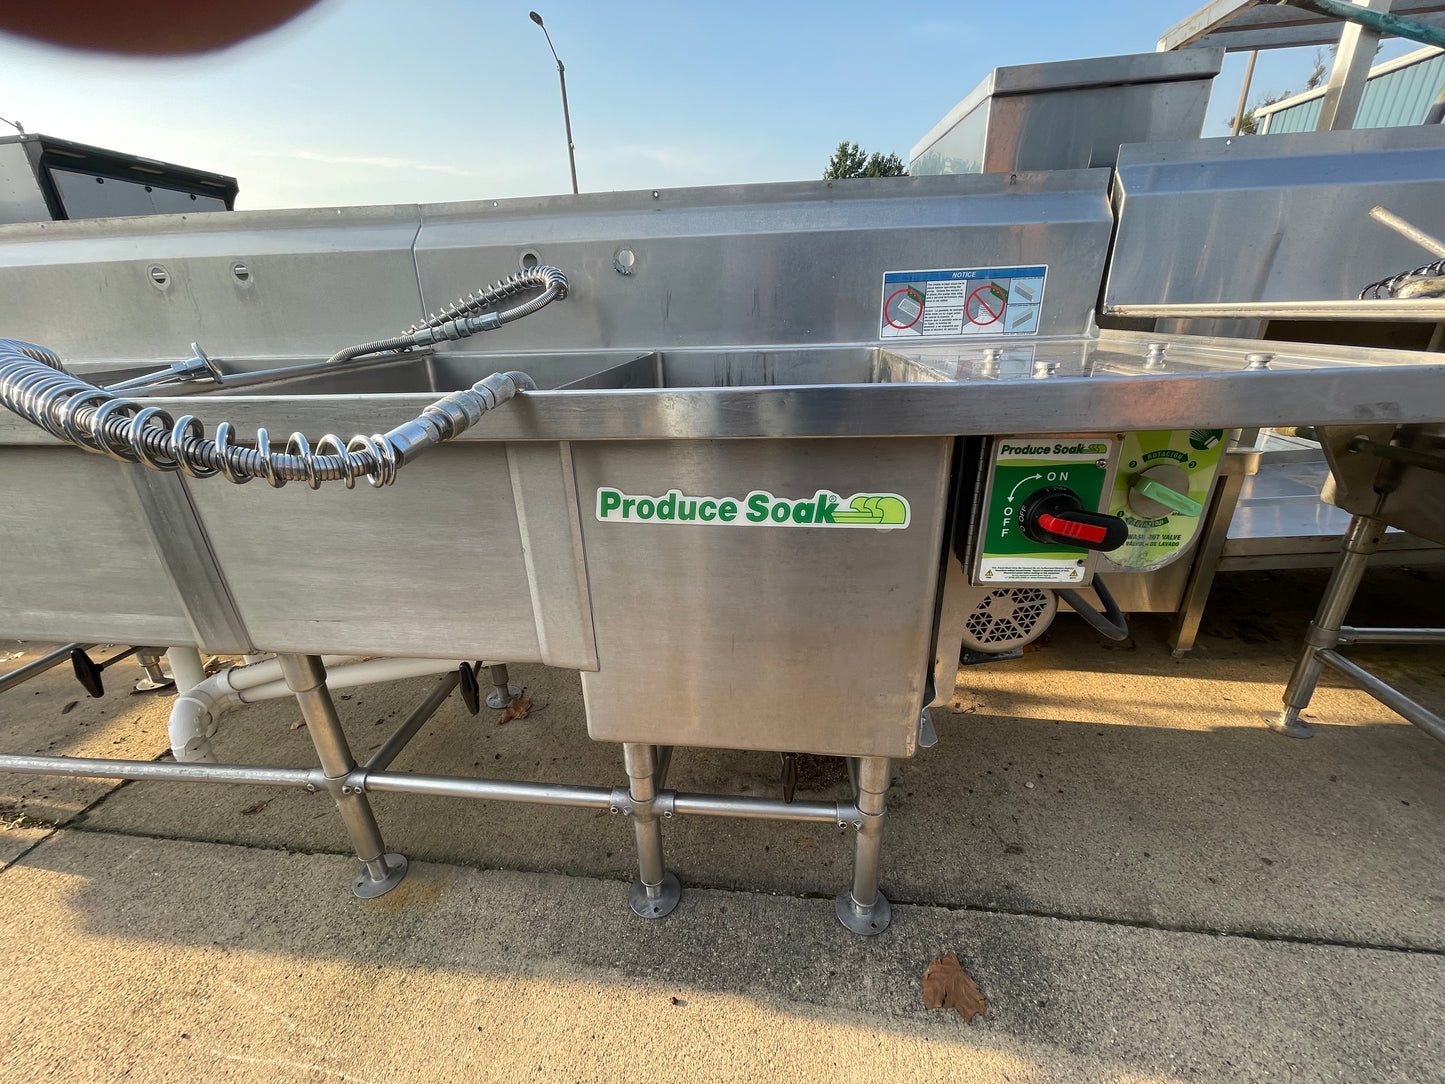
[
  {"x1": 1036, "y1": 512, "x2": 1109, "y2": 545},
  {"x1": 1019, "y1": 486, "x2": 1129, "y2": 552}
]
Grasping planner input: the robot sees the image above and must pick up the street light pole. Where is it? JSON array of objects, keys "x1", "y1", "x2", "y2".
[{"x1": 529, "y1": 11, "x2": 579, "y2": 195}]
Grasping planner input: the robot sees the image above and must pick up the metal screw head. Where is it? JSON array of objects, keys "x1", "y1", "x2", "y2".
[
  {"x1": 148, "y1": 265, "x2": 169, "y2": 289},
  {"x1": 613, "y1": 248, "x2": 636, "y2": 275},
  {"x1": 231, "y1": 261, "x2": 251, "y2": 284},
  {"x1": 1245, "y1": 352, "x2": 1275, "y2": 371}
]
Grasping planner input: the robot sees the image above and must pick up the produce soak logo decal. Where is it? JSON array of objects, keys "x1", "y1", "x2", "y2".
[{"x1": 596, "y1": 487, "x2": 910, "y2": 529}]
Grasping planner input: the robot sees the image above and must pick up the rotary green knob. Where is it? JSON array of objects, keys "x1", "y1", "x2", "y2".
[{"x1": 1128, "y1": 466, "x2": 1204, "y2": 518}]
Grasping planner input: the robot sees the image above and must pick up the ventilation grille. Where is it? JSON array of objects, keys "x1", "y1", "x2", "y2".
[{"x1": 960, "y1": 587, "x2": 1056, "y2": 652}]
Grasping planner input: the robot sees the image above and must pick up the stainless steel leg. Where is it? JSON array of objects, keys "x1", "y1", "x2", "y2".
[
  {"x1": 278, "y1": 653, "x2": 408, "y2": 898},
  {"x1": 623, "y1": 742, "x2": 680, "y2": 919},
  {"x1": 836, "y1": 755, "x2": 892, "y2": 935},
  {"x1": 485, "y1": 662, "x2": 522, "y2": 710},
  {"x1": 1263, "y1": 514, "x2": 1385, "y2": 739},
  {"x1": 133, "y1": 649, "x2": 175, "y2": 692},
  {"x1": 652, "y1": 745, "x2": 674, "y2": 791}
]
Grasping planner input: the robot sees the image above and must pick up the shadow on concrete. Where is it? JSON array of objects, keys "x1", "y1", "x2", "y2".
[{"x1": 4, "y1": 569, "x2": 1445, "y2": 1079}]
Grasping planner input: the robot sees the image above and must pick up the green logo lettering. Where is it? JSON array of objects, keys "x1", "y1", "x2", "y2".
[{"x1": 595, "y1": 487, "x2": 908, "y2": 529}]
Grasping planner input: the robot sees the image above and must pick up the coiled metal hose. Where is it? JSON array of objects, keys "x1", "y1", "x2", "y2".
[
  {"x1": 0, "y1": 266, "x2": 566, "y2": 489},
  {"x1": 1360, "y1": 258, "x2": 1445, "y2": 300},
  {"x1": 326, "y1": 265, "x2": 567, "y2": 366}
]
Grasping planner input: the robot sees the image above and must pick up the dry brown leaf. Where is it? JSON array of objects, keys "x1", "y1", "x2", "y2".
[
  {"x1": 289, "y1": 718, "x2": 307, "y2": 731},
  {"x1": 60, "y1": 700, "x2": 79, "y2": 715},
  {"x1": 497, "y1": 695, "x2": 532, "y2": 725},
  {"x1": 922, "y1": 950, "x2": 986, "y2": 1023},
  {"x1": 240, "y1": 798, "x2": 273, "y2": 816}
]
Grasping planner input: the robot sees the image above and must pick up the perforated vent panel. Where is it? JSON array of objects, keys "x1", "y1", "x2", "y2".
[{"x1": 960, "y1": 587, "x2": 1057, "y2": 652}]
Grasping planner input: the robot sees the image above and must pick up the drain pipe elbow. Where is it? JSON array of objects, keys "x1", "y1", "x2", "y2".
[{"x1": 167, "y1": 670, "x2": 244, "y2": 764}]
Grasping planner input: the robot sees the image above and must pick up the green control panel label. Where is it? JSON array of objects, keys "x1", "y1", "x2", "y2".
[
  {"x1": 1104, "y1": 429, "x2": 1224, "y2": 572},
  {"x1": 595, "y1": 487, "x2": 910, "y2": 529},
  {"x1": 977, "y1": 439, "x2": 1113, "y2": 584}
]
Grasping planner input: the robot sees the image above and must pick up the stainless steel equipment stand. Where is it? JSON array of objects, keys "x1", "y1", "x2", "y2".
[
  {"x1": 278, "y1": 654, "x2": 409, "y2": 898},
  {"x1": 485, "y1": 663, "x2": 522, "y2": 710},
  {"x1": 622, "y1": 742, "x2": 681, "y2": 918},
  {"x1": 1263, "y1": 514, "x2": 1445, "y2": 743},
  {"x1": 0, "y1": 661, "x2": 889, "y2": 932},
  {"x1": 836, "y1": 756, "x2": 892, "y2": 934}
]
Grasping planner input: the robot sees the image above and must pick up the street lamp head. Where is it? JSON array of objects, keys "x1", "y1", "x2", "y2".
[{"x1": 527, "y1": 7, "x2": 577, "y2": 194}]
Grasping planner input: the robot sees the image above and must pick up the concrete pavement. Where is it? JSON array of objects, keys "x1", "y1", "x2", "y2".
[{"x1": 1, "y1": 566, "x2": 1443, "y2": 1081}]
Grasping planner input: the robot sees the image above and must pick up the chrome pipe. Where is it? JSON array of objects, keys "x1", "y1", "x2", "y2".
[
  {"x1": 1106, "y1": 299, "x2": 1445, "y2": 321},
  {"x1": 1274, "y1": 515, "x2": 1386, "y2": 736},
  {"x1": 652, "y1": 745, "x2": 674, "y2": 791},
  {"x1": 279, "y1": 654, "x2": 392, "y2": 879},
  {"x1": 1371, "y1": 206, "x2": 1445, "y2": 260},
  {"x1": 1316, "y1": 650, "x2": 1445, "y2": 744},
  {"x1": 670, "y1": 793, "x2": 839, "y2": 823},
  {"x1": 0, "y1": 753, "x2": 313, "y2": 787},
  {"x1": 358, "y1": 771, "x2": 614, "y2": 808},
  {"x1": 1337, "y1": 627, "x2": 1445, "y2": 645},
  {"x1": 848, "y1": 756, "x2": 890, "y2": 909},
  {"x1": 0, "y1": 642, "x2": 91, "y2": 694},
  {"x1": 624, "y1": 742, "x2": 665, "y2": 895},
  {"x1": 364, "y1": 671, "x2": 461, "y2": 772}
]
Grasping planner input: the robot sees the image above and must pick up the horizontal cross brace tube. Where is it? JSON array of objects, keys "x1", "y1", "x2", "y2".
[
  {"x1": 357, "y1": 771, "x2": 615, "y2": 808},
  {"x1": 0, "y1": 753, "x2": 857, "y2": 823},
  {"x1": 1337, "y1": 626, "x2": 1445, "y2": 645},
  {"x1": 0, "y1": 754, "x2": 315, "y2": 787},
  {"x1": 671, "y1": 792, "x2": 845, "y2": 823}
]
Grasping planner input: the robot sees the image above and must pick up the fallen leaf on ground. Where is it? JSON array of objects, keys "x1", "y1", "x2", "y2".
[
  {"x1": 60, "y1": 700, "x2": 79, "y2": 715},
  {"x1": 289, "y1": 718, "x2": 307, "y2": 731},
  {"x1": 922, "y1": 950, "x2": 986, "y2": 1023},
  {"x1": 497, "y1": 696, "x2": 532, "y2": 725},
  {"x1": 240, "y1": 798, "x2": 273, "y2": 816}
]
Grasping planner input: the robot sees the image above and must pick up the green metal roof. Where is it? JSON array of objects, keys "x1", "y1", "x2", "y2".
[{"x1": 1262, "y1": 48, "x2": 1445, "y2": 133}]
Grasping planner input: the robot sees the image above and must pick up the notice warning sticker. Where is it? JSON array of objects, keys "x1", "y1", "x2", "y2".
[{"x1": 880, "y1": 265, "x2": 1047, "y2": 340}]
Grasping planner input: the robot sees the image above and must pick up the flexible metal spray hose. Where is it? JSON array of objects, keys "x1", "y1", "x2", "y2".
[
  {"x1": 326, "y1": 265, "x2": 567, "y2": 366},
  {"x1": 0, "y1": 266, "x2": 566, "y2": 489}
]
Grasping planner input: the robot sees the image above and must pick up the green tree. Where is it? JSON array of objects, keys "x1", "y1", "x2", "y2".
[
  {"x1": 1228, "y1": 48, "x2": 1329, "y2": 134},
  {"x1": 823, "y1": 141, "x2": 908, "y2": 178}
]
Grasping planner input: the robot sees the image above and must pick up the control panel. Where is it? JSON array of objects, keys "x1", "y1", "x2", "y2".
[
  {"x1": 971, "y1": 435, "x2": 1123, "y2": 586},
  {"x1": 1101, "y1": 429, "x2": 1226, "y2": 572}
]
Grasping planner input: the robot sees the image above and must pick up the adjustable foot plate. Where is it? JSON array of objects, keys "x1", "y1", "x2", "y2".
[
  {"x1": 486, "y1": 684, "x2": 524, "y2": 710},
  {"x1": 352, "y1": 853, "x2": 409, "y2": 899},
  {"x1": 1261, "y1": 710, "x2": 1315, "y2": 739},
  {"x1": 835, "y1": 889, "x2": 891, "y2": 935},
  {"x1": 628, "y1": 871, "x2": 681, "y2": 919}
]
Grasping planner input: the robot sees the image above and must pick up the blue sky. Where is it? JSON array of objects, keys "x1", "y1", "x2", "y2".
[{"x1": 0, "y1": 0, "x2": 1421, "y2": 209}]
